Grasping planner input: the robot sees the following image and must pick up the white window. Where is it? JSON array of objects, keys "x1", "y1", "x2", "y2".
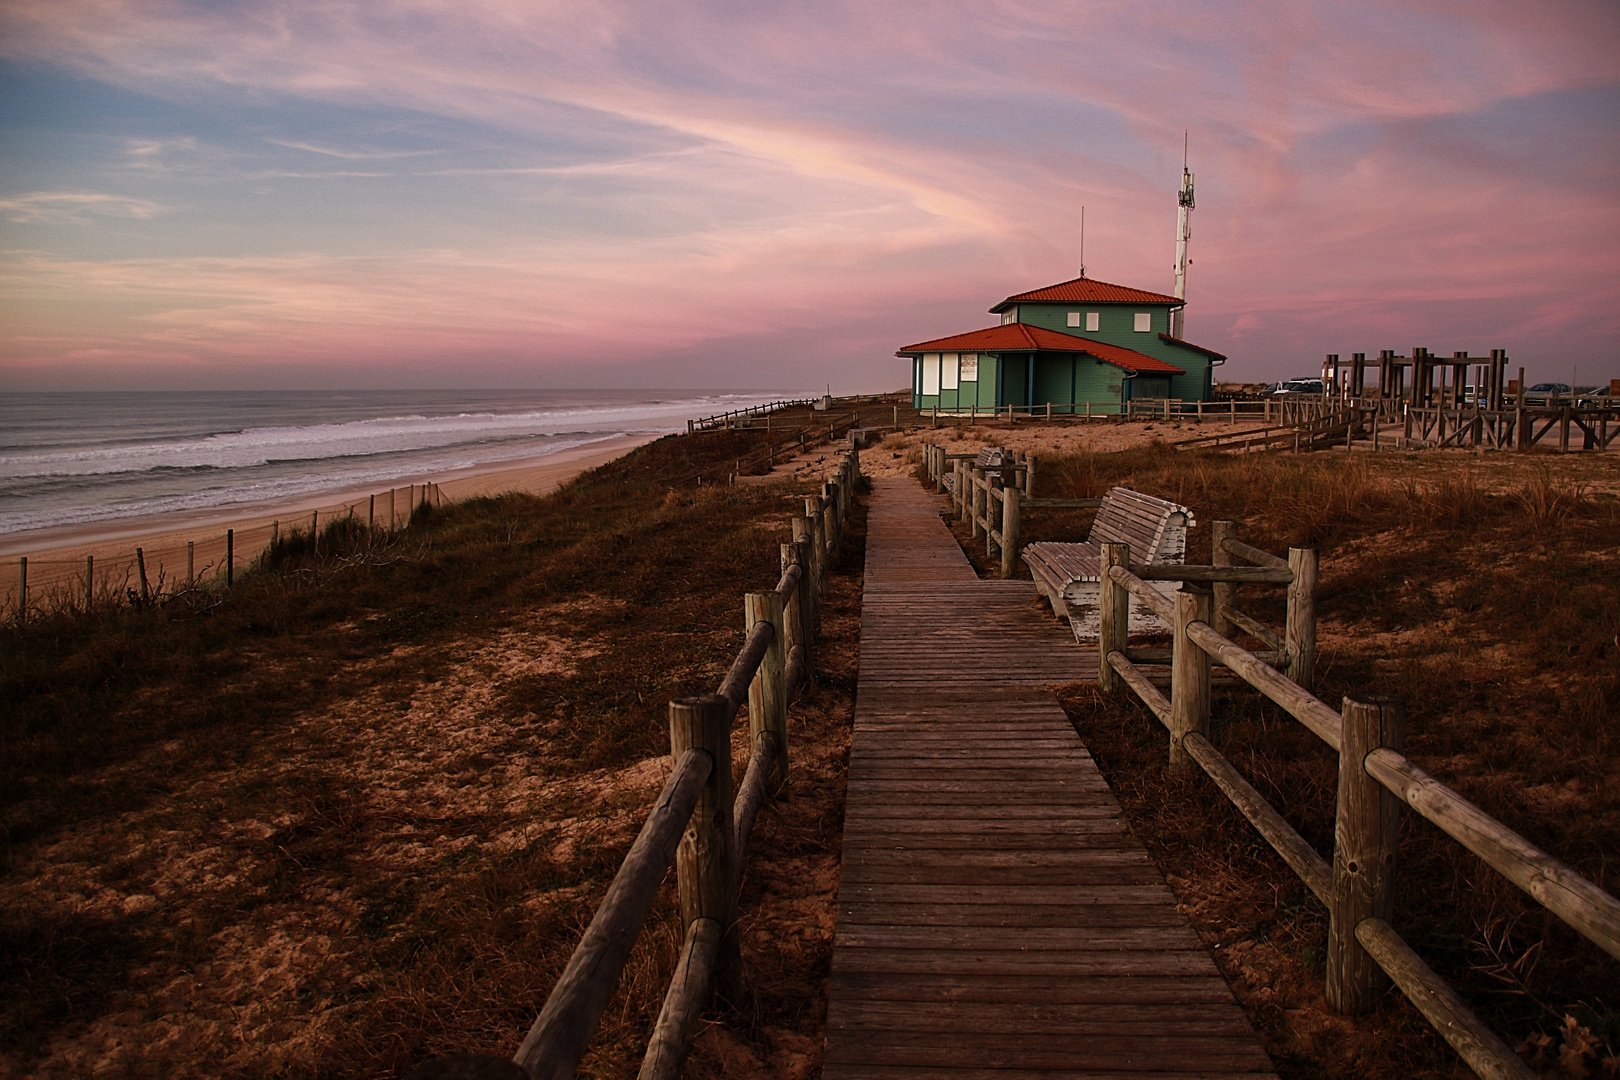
[
  {"x1": 1001, "y1": 306, "x2": 1018, "y2": 325},
  {"x1": 1134, "y1": 312, "x2": 1152, "y2": 332},
  {"x1": 1066, "y1": 311, "x2": 1081, "y2": 327},
  {"x1": 960, "y1": 354, "x2": 979, "y2": 381},
  {"x1": 922, "y1": 353, "x2": 941, "y2": 395},
  {"x1": 1086, "y1": 312, "x2": 1100, "y2": 332},
  {"x1": 942, "y1": 353, "x2": 959, "y2": 390}
]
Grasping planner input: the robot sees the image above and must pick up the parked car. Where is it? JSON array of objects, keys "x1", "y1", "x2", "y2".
[
  {"x1": 1522, "y1": 382, "x2": 1571, "y2": 406},
  {"x1": 1269, "y1": 378, "x2": 1324, "y2": 396}
]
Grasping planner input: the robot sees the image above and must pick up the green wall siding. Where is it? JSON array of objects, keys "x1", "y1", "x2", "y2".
[
  {"x1": 1012, "y1": 302, "x2": 1214, "y2": 401},
  {"x1": 911, "y1": 353, "x2": 998, "y2": 411},
  {"x1": 1017, "y1": 303, "x2": 1170, "y2": 340}
]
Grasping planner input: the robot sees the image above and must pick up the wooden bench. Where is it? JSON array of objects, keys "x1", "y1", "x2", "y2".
[
  {"x1": 941, "y1": 446, "x2": 1009, "y2": 494},
  {"x1": 1022, "y1": 487, "x2": 1195, "y2": 640}
]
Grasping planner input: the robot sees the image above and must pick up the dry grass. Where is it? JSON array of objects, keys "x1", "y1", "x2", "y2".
[
  {"x1": 1002, "y1": 446, "x2": 1619, "y2": 1078},
  {"x1": 0, "y1": 430, "x2": 864, "y2": 1079}
]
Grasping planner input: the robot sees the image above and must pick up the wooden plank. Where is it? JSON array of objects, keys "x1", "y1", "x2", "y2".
[
  {"x1": 836, "y1": 901, "x2": 1189, "y2": 928},
  {"x1": 829, "y1": 969, "x2": 1246, "y2": 1003},
  {"x1": 836, "y1": 882, "x2": 1176, "y2": 905},
  {"x1": 832, "y1": 925, "x2": 1206, "y2": 951},
  {"x1": 841, "y1": 846, "x2": 1150, "y2": 867},
  {"x1": 824, "y1": 1035, "x2": 1272, "y2": 1072},
  {"x1": 827, "y1": 998, "x2": 1253, "y2": 1032}
]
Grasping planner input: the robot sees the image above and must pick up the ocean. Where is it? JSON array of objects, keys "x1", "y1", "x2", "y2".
[{"x1": 0, "y1": 389, "x2": 801, "y2": 538}]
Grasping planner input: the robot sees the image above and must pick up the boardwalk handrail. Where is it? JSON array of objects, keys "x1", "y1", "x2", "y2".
[
  {"x1": 1097, "y1": 531, "x2": 1620, "y2": 1080},
  {"x1": 501, "y1": 445, "x2": 861, "y2": 1080}
]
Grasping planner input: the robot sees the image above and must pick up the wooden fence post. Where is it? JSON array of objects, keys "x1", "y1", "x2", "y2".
[
  {"x1": 1285, "y1": 547, "x2": 1319, "y2": 692},
  {"x1": 781, "y1": 540, "x2": 810, "y2": 682},
  {"x1": 934, "y1": 447, "x2": 946, "y2": 493},
  {"x1": 669, "y1": 694, "x2": 741, "y2": 1005},
  {"x1": 136, "y1": 548, "x2": 150, "y2": 604},
  {"x1": 226, "y1": 529, "x2": 234, "y2": 588},
  {"x1": 1098, "y1": 542, "x2": 1129, "y2": 692},
  {"x1": 791, "y1": 515, "x2": 815, "y2": 628},
  {"x1": 1328, "y1": 693, "x2": 1406, "y2": 1014},
  {"x1": 798, "y1": 503, "x2": 823, "y2": 617},
  {"x1": 85, "y1": 555, "x2": 94, "y2": 614},
  {"x1": 745, "y1": 592, "x2": 790, "y2": 795},
  {"x1": 1170, "y1": 587, "x2": 1212, "y2": 772},
  {"x1": 970, "y1": 467, "x2": 986, "y2": 541},
  {"x1": 16, "y1": 557, "x2": 25, "y2": 625},
  {"x1": 985, "y1": 476, "x2": 999, "y2": 559},
  {"x1": 956, "y1": 460, "x2": 969, "y2": 521},
  {"x1": 186, "y1": 543, "x2": 194, "y2": 586},
  {"x1": 1211, "y1": 521, "x2": 1235, "y2": 637},
  {"x1": 824, "y1": 482, "x2": 841, "y2": 549},
  {"x1": 1000, "y1": 485, "x2": 1020, "y2": 579},
  {"x1": 1024, "y1": 454, "x2": 1036, "y2": 497}
]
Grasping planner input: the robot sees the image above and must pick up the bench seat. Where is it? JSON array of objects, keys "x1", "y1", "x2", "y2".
[{"x1": 1022, "y1": 487, "x2": 1195, "y2": 641}]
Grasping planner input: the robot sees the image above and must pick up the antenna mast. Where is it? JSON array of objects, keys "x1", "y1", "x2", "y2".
[
  {"x1": 1171, "y1": 132, "x2": 1194, "y2": 338},
  {"x1": 1078, "y1": 206, "x2": 1086, "y2": 279}
]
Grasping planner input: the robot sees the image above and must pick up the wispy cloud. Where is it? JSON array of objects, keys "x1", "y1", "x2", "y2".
[
  {"x1": 0, "y1": 191, "x2": 166, "y2": 225},
  {"x1": 262, "y1": 138, "x2": 443, "y2": 160}
]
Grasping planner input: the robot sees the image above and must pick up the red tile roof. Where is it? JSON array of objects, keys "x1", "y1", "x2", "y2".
[
  {"x1": 1159, "y1": 333, "x2": 1227, "y2": 361},
  {"x1": 896, "y1": 323, "x2": 1184, "y2": 375},
  {"x1": 990, "y1": 276, "x2": 1183, "y2": 311}
]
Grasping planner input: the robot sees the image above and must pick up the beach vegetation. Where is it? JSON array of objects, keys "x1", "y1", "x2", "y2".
[{"x1": 0, "y1": 418, "x2": 879, "y2": 1078}]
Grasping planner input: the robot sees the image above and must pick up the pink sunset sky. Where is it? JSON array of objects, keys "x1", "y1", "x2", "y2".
[{"x1": 1, "y1": 0, "x2": 1617, "y2": 391}]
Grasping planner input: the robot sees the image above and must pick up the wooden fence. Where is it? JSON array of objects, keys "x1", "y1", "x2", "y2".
[
  {"x1": 685, "y1": 399, "x2": 817, "y2": 433},
  {"x1": 5, "y1": 482, "x2": 444, "y2": 627},
  {"x1": 1097, "y1": 528, "x2": 1620, "y2": 1080},
  {"x1": 1235, "y1": 396, "x2": 1620, "y2": 455},
  {"x1": 678, "y1": 411, "x2": 871, "y2": 488},
  {"x1": 502, "y1": 447, "x2": 861, "y2": 1080},
  {"x1": 923, "y1": 399, "x2": 1284, "y2": 425}
]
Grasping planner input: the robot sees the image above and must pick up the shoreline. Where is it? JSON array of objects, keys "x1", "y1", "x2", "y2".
[{"x1": 0, "y1": 433, "x2": 658, "y2": 574}]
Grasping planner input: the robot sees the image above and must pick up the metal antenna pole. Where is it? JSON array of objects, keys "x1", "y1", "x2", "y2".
[
  {"x1": 1079, "y1": 206, "x2": 1086, "y2": 279},
  {"x1": 1171, "y1": 132, "x2": 1195, "y2": 339}
]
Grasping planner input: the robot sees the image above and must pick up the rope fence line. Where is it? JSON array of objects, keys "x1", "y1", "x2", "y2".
[{"x1": 5, "y1": 482, "x2": 445, "y2": 625}]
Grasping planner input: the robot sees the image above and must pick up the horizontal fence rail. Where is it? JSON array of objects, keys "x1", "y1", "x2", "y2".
[
  {"x1": 1095, "y1": 525, "x2": 1620, "y2": 1080},
  {"x1": 496, "y1": 446, "x2": 862, "y2": 1080}
]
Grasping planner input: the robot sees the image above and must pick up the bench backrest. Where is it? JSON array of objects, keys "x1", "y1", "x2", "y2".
[{"x1": 1087, "y1": 486, "x2": 1194, "y2": 563}]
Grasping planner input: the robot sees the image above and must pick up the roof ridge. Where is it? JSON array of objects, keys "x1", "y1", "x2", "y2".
[{"x1": 991, "y1": 276, "x2": 1184, "y2": 310}]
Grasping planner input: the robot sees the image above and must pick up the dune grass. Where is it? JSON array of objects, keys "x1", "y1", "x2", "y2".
[{"x1": 0, "y1": 426, "x2": 866, "y2": 1078}]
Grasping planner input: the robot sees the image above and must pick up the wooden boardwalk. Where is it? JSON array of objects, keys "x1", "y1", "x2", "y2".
[{"x1": 824, "y1": 477, "x2": 1276, "y2": 1078}]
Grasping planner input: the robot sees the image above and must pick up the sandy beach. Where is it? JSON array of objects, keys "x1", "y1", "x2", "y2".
[{"x1": 2, "y1": 434, "x2": 658, "y2": 601}]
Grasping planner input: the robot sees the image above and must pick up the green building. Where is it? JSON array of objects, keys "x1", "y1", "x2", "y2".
[{"x1": 899, "y1": 276, "x2": 1225, "y2": 414}]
